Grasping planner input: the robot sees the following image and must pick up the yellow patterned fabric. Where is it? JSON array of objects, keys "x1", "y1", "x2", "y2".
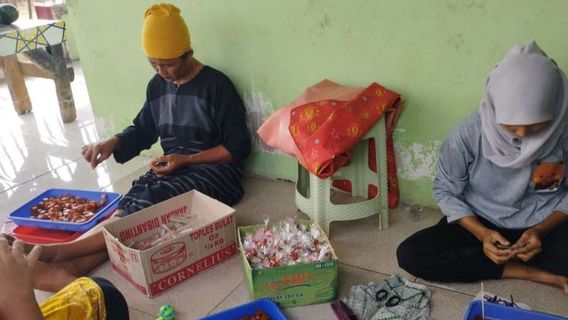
[{"x1": 39, "y1": 277, "x2": 106, "y2": 320}]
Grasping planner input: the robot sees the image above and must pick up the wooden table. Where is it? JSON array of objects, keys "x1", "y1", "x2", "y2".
[{"x1": 0, "y1": 19, "x2": 76, "y2": 123}]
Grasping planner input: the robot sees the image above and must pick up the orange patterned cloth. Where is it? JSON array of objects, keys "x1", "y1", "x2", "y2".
[{"x1": 289, "y1": 82, "x2": 402, "y2": 208}]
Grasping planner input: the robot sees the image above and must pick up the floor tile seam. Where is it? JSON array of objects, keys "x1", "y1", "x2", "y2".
[
  {"x1": 242, "y1": 172, "x2": 294, "y2": 184},
  {"x1": 414, "y1": 278, "x2": 477, "y2": 297},
  {"x1": 338, "y1": 261, "x2": 393, "y2": 278},
  {"x1": 0, "y1": 155, "x2": 84, "y2": 195},
  {"x1": 203, "y1": 278, "x2": 246, "y2": 316},
  {"x1": 127, "y1": 306, "x2": 155, "y2": 319}
]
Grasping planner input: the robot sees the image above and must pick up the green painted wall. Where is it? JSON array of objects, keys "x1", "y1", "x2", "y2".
[
  {"x1": 65, "y1": 0, "x2": 568, "y2": 208},
  {"x1": 61, "y1": 14, "x2": 79, "y2": 60}
]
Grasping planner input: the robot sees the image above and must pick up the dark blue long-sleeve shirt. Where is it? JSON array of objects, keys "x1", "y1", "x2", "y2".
[{"x1": 113, "y1": 66, "x2": 251, "y2": 168}]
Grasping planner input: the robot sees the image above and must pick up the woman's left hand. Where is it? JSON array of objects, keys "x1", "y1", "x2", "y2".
[
  {"x1": 0, "y1": 239, "x2": 42, "y2": 301},
  {"x1": 0, "y1": 239, "x2": 44, "y2": 320},
  {"x1": 512, "y1": 228, "x2": 542, "y2": 262},
  {"x1": 149, "y1": 154, "x2": 189, "y2": 177}
]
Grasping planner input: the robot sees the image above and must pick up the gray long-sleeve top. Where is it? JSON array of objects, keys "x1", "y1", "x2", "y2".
[{"x1": 433, "y1": 112, "x2": 568, "y2": 229}]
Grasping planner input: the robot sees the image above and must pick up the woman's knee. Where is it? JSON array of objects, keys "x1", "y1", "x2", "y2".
[
  {"x1": 396, "y1": 236, "x2": 422, "y2": 275},
  {"x1": 92, "y1": 277, "x2": 129, "y2": 319}
]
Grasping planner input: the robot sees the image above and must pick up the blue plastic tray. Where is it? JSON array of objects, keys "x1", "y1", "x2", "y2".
[
  {"x1": 9, "y1": 188, "x2": 121, "y2": 232},
  {"x1": 200, "y1": 299, "x2": 288, "y2": 320},
  {"x1": 463, "y1": 300, "x2": 568, "y2": 320}
]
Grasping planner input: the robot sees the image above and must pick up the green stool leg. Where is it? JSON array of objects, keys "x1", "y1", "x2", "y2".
[{"x1": 295, "y1": 117, "x2": 390, "y2": 234}]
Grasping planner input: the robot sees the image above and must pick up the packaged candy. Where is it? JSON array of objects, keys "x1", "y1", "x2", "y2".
[
  {"x1": 127, "y1": 214, "x2": 193, "y2": 250},
  {"x1": 242, "y1": 218, "x2": 333, "y2": 269}
]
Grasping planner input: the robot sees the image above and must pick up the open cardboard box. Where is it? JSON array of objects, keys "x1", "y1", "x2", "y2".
[
  {"x1": 238, "y1": 221, "x2": 338, "y2": 307},
  {"x1": 103, "y1": 190, "x2": 237, "y2": 298}
]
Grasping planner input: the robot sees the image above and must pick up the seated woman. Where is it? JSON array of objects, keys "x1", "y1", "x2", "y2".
[
  {"x1": 7, "y1": 3, "x2": 251, "y2": 293},
  {"x1": 0, "y1": 238, "x2": 129, "y2": 320},
  {"x1": 397, "y1": 41, "x2": 568, "y2": 295}
]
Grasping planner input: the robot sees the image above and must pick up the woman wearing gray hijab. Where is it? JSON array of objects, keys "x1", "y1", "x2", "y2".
[{"x1": 397, "y1": 41, "x2": 568, "y2": 294}]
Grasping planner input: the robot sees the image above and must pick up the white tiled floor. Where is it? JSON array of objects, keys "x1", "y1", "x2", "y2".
[{"x1": 1, "y1": 62, "x2": 567, "y2": 319}]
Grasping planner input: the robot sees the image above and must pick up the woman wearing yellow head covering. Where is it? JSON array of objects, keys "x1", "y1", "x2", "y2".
[
  {"x1": 30, "y1": 3, "x2": 251, "y2": 293},
  {"x1": 90, "y1": 1, "x2": 251, "y2": 216}
]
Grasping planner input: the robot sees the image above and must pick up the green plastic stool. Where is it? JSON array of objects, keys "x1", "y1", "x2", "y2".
[{"x1": 295, "y1": 117, "x2": 389, "y2": 235}]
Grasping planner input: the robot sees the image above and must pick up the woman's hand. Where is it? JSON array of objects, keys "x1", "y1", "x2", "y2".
[
  {"x1": 149, "y1": 154, "x2": 191, "y2": 177},
  {"x1": 511, "y1": 228, "x2": 542, "y2": 262},
  {"x1": 457, "y1": 216, "x2": 513, "y2": 265},
  {"x1": 0, "y1": 239, "x2": 44, "y2": 320},
  {"x1": 81, "y1": 136, "x2": 121, "y2": 169},
  {"x1": 0, "y1": 239, "x2": 41, "y2": 298},
  {"x1": 480, "y1": 229, "x2": 514, "y2": 265},
  {"x1": 508, "y1": 211, "x2": 568, "y2": 262}
]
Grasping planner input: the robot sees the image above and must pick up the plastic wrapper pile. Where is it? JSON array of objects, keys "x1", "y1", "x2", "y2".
[
  {"x1": 127, "y1": 215, "x2": 193, "y2": 250},
  {"x1": 241, "y1": 218, "x2": 333, "y2": 269}
]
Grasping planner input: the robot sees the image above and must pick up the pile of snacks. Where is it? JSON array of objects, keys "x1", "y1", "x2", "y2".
[
  {"x1": 241, "y1": 310, "x2": 270, "y2": 320},
  {"x1": 241, "y1": 218, "x2": 332, "y2": 269},
  {"x1": 30, "y1": 194, "x2": 107, "y2": 223},
  {"x1": 128, "y1": 215, "x2": 193, "y2": 250}
]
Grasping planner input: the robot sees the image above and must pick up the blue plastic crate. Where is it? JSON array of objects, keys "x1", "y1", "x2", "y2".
[
  {"x1": 200, "y1": 299, "x2": 288, "y2": 320},
  {"x1": 463, "y1": 300, "x2": 568, "y2": 320},
  {"x1": 9, "y1": 188, "x2": 121, "y2": 232}
]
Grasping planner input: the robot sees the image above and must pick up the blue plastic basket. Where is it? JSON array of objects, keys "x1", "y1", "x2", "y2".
[
  {"x1": 9, "y1": 188, "x2": 121, "y2": 232},
  {"x1": 200, "y1": 299, "x2": 288, "y2": 320},
  {"x1": 463, "y1": 300, "x2": 568, "y2": 320}
]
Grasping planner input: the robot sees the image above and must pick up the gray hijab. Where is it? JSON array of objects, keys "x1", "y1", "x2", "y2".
[{"x1": 479, "y1": 41, "x2": 568, "y2": 168}]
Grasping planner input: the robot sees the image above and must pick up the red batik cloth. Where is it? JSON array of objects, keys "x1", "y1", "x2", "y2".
[
  {"x1": 257, "y1": 80, "x2": 364, "y2": 165},
  {"x1": 289, "y1": 82, "x2": 403, "y2": 208}
]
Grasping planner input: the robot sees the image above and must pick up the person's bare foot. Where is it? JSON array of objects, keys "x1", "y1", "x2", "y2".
[
  {"x1": 529, "y1": 271, "x2": 568, "y2": 293},
  {"x1": 2, "y1": 234, "x2": 61, "y2": 262},
  {"x1": 503, "y1": 263, "x2": 568, "y2": 295},
  {"x1": 2, "y1": 234, "x2": 37, "y2": 255},
  {"x1": 2, "y1": 233, "x2": 16, "y2": 245},
  {"x1": 34, "y1": 260, "x2": 79, "y2": 292}
]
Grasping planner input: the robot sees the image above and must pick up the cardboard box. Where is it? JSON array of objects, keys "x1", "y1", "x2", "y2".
[
  {"x1": 103, "y1": 190, "x2": 237, "y2": 298},
  {"x1": 238, "y1": 222, "x2": 338, "y2": 307}
]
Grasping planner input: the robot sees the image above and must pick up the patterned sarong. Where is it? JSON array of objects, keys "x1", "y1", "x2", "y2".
[{"x1": 118, "y1": 163, "x2": 243, "y2": 215}]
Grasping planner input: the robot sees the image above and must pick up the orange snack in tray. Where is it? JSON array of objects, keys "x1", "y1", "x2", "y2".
[
  {"x1": 241, "y1": 310, "x2": 270, "y2": 320},
  {"x1": 30, "y1": 193, "x2": 108, "y2": 223}
]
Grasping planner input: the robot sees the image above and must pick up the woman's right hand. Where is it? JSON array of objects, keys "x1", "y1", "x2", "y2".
[
  {"x1": 481, "y1": 229, "x2": 514, "y2": 265},
  {"x1": 81, "y1": 136, "x2": 121, "y2": 169},
  {"x1": 458, "y1": 216, "x2": 514, "y2": 265}
]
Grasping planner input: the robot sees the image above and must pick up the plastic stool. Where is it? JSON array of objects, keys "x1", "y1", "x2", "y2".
[{"x1": 295, "y1": 117, "x2": 389, "y2": 234}]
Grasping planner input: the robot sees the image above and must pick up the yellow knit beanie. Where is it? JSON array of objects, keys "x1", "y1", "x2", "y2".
[{"x1": 141, "y1": 3, "x2": 191, "y2": 59}]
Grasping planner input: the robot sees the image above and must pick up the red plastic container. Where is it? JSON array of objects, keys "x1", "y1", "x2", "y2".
[{"x1": 12, "y1": 225, "x2": 82, "y2": 244}]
